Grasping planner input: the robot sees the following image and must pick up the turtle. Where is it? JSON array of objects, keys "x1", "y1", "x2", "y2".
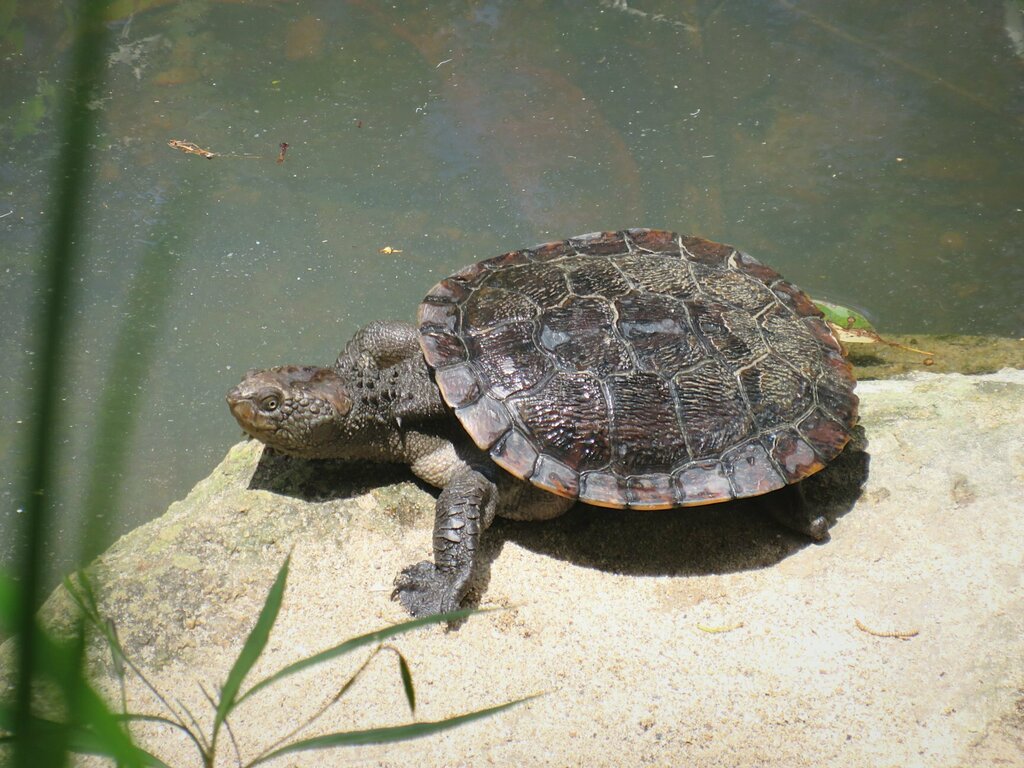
[{"x1": 226, "y1": 229, "x2": 858, "y2": 617}]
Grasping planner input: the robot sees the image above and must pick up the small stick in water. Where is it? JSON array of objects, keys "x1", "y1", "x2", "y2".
[{"x1": 168, "y1": 139, "x2": 216, "y2": 159}]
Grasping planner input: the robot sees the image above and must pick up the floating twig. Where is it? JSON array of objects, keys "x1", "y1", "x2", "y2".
[
  {"x1": 829, "y1": 322, "x2": 937, "y2": 359},
  {"x1": 167, "y1": 138, "x2": 284, "y2": 162},
  {"x1": 378, "y1": 246, "x2": 403, "y2": 255},
  {"x1": 854, "y1": 618, "x2": 919, "y2": 640},
  {"x1": 168, "y1": 139, "x2": 216, "y2": 159}
]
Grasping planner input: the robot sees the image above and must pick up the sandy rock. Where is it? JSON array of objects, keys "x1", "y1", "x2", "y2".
[{"x1": 3, "y1": 370, "x2": 1023, "y2": 767}]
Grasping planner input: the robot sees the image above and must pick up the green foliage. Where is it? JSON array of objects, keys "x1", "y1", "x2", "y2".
[
  {"x1": 210, "y1": 553, "x2": 292, "y2": 755},
  {"x1": 251, "y1": 698, "x2": 532, "y2": 764},
  {"x1": 0, "y1": 574, "x2": 17, "y2": 636},
  {"x1": 0, "y1": 580, "x2": 168, "y2": 767},
  {"x1": 813, "y1": 300, "x2": 876, "y2": 332},
  {"x1": 0, "y1": 558, "x2": 531, "y2": 766}
]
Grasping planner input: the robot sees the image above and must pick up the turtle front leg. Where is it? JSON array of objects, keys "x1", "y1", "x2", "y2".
[{"x1": 392, "y1": 466, "x2": 498, "y2": 617}]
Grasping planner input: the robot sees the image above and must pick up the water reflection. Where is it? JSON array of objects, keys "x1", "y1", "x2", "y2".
[{"x1": 1, "y1": 0, "x2": 1021, "y2": 582}]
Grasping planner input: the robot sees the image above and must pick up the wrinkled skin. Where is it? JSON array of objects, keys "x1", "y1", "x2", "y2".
[{"x1": 227, "y1": 320, "x2": 572, "y2": 616}]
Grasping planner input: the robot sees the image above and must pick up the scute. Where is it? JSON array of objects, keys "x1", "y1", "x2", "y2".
[
  {"x1": 538, "y1": 297, "x2": 632, "y2": 376},
  {"x1": 419, "y1": 228, "x2": 858, "y2": 509},
  {"x1": 509, "y1": 371, "x2": 610, "y2": 472}
]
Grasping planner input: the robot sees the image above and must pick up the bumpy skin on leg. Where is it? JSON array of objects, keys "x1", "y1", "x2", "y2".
[
  {"x1": 392, "y1": 466, "x2": 498, "y2": 616},
  {"x1": 334, "y1": 320, "x2": 448, "y2": 425},
  {"x1": 336, "y1": 320, "x2": 422, "y2": 369}
]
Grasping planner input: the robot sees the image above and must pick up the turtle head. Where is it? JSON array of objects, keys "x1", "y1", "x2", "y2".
[{"x1": 226, "y1": 365, "x2": 355, "y2": 459}]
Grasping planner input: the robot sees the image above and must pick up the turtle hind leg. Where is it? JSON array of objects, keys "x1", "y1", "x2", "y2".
[
  {"x1": 759, "y1": 483, "x2": 830, "y2": 541},
  {"x1": 392, "y1": 466, "x2": 498, "y2": 617}
]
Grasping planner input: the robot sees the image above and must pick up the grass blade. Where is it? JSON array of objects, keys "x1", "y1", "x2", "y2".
[
  {"x1": 239, "y1": 607, "x2": 480, "y2": 704},
  {"x1": 213, "y1": 555, "x2": 290, "y2": 735},
  {"x1": 116, "y1": 714, "x2": 205, "y2": 758},
  {"x1": 396, "y1": 651, "x2": 415, "y2": 714},
  {"x1": 249, "y1": 695, "x2": 538, "y2": 765}
]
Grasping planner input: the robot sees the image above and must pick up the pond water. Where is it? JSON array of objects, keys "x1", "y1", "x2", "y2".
[{"x1": 2, "y1": 0, "x2": 1022, "y2": 584}]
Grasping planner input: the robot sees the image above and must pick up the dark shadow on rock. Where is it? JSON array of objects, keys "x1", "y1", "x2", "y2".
[
  {"x1": 496, "y1": 426, "x2": 870, "y2": 578},
  {"x1": 243, "y1": 427, "x2": 869, "y2": 596},
  {"x1": 248, "y1": 446, "x2": 412, "y2": 500}
]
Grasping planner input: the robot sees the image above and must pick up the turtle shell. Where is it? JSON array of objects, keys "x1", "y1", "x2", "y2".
[{"x1": 417, "y1": 229, "x2": 858, "y2": 510}]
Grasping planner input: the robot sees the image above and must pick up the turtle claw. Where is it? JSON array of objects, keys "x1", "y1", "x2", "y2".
[
  {"x1": 804, "y1": 514, "x2": 831, "y2": 542},
  {"x1": 391, "y1": 561, "x2": 467, "y2": 617}
]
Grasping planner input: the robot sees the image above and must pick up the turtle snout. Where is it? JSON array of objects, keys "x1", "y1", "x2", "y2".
[
  {"x1": 226, "y1": 388, "x2": 256, "y2": 426},
  {"x1": 225, "y1": 384, "x2": 245, "y2": 411}
]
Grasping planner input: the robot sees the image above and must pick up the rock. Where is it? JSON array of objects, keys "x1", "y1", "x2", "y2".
[{"x1": 2, "y1": 370, "x2": 1023, "y2": 767}]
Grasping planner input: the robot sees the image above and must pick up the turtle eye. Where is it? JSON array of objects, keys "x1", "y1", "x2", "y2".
[{"x1": 258, "y1": 391, "x2": 282, "y2": 412}]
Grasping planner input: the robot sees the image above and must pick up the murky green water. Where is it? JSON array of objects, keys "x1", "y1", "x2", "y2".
[{"x1": 2, "y1": 0, "x2": 1022, "y2": 580}]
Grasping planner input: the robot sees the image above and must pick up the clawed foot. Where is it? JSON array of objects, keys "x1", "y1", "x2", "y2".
[
  {"x1": 783, "y1": 512, "x2": 829, "y2": 541},
  {"x1": 391, "y1": 560, "x2": 469, "y2": 617},
  {"x1": 764, "y1": 484, "x2": 831, "y2": 541}
]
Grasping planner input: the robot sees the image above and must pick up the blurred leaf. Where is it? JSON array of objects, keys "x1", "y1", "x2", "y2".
[
  {"x1": 78, "y1": 193, "x2": 189, "y2": 565},
  {"x1": 14, "y1": 0, "x2": 110, "y2": 760},
  {"x1": 0, "y1": 571, "x2": 18, "y2": 634},
  {"x1": 31, "y1": 621, "x2": 147, "y2": 766},
  {"x1": 0, "y1": 704, "x2": 170, "y2": 767},
  {"x1": 0, "y1": 609, "x2": 158, "y2": 767}
]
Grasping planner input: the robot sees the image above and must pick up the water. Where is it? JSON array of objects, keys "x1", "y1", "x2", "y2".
[{"x1": 2, "y1": 0, "x2": 1022, "y2": 584}]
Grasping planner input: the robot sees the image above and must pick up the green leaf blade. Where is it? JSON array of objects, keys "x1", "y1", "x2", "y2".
[
  {"x1": 397, "y1": 651, "x2": 415, "y2": 714},
  {"x1": 251, "y1": 694, "x2": 538, "y2": 765},
  {"x1": 240, "y1": 607, "x2": 480, "y2": 704},
  {"x1": 813, "y1": 300, "x2": 875, "y2": 331},
  {"x1": 214, "y1": 554, "x2": 290, "y2": 732}
]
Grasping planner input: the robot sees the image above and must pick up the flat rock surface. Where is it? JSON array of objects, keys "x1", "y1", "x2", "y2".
[{"x1": 4, "y1": 370, "x2": 1024, "y2": 767}]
